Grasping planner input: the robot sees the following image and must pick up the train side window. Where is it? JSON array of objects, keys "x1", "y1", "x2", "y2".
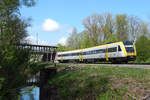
[
  {"x1": 103, "y1": 49, "x2": 106, "y2": 53},
  {"x1": 108, "y1": 47, "x2": 117, "y2": 52},
  {"x1": 96, "y1": 49, "x2": 105, "y2": 53},
  {"x1": 92, "y1": 50, "x2": 96, "y2": 54},
  {"x1": 72, "y1": 53, "x2": 74, "y2": 56},
  {"x1": 114, "y1": 47, "x2": 117, "y2": 52},
  {"x1": 76, "y1": 53, "x2": 78, "y2": 56},
  {"x1": 108, "y1": 48, "x2": 112, "y2": 52},
  {"x1": 108, "y1": 48, "x2": 111, "y2": 52},
  {"x1": 93, "y1": 50, "x2": 96, "y2": 54},
  {"x1": 118, "y1": 45, "x2": 121, "y2": 51},
  {"x1": 73, "y1": 53, "x2": 78, "y2": 56},
  {"x1": 83, "y1": 52, "x2": 86, "y2": 55}
]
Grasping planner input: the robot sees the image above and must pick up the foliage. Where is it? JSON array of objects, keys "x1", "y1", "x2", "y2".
[
  {"x1": 102, "y1": 34, "x2": 118, "y2": 44},
  {"x1": 57, "y1": 43, "x2": 68, "y2": 51},
  {"x1": 66, "y1": 27, "x2": 79, "y2": 49},
  {"x1": 135, "y1": 35, "x2": 150, "y2": 62},
  {"x1": 0, "y1": 0, "x2": 33, "y2": 44},
  {"x1": 116, "y1": 14, "x2": 128, "y2": 41},
  {"x1": 0, "y1": 44, "x2": 32, "y2": 100},
  {"x1": 0, "y1": 0, "x2": 36, "y2": 99},
  {"x1": 80, "y1": 32, "x2": 93, "y2": 49},
  {"x1": 82, "y1": 14, "x2": 101, "y2": 46},
  {"x1": 127, "y1": 16, "x2": 141, "y2": 41}
]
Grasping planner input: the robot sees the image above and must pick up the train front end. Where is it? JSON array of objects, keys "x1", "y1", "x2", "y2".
[{"x1": 123, "y1": 41, "x2": 136, "y2": 61}]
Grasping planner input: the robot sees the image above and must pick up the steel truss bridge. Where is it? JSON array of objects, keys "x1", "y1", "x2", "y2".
[{"x1": 17, "y1": 44, "x2": 58, "y2": 62}]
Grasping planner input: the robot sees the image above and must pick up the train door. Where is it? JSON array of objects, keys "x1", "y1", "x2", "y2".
[
  {"x1": 117, "y1": 45, "x2": 122, "y2": 57},
  {"x1": 105, "y1": 46, "x2": 108, "y2": 61},
  {"x1": 79, "y1": 51, "x2": 83, "y2": 62}
]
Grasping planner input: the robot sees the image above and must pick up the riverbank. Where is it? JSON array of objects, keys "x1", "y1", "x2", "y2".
[{"x1": 49, "y1": 64, "x2": 150, "y2": 100}]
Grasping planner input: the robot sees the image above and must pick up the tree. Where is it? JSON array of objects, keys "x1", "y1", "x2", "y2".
[
  {"x1": 66, "y1": 27, "x2": 79, "y2": 50},
  {"x1": 103, "y1": 34, "x2": 118, "y2": 43},
  {"x1": 101, "y1": 13, "x2": 115, "y2": 42},
  {"x1": 83, "y1": 14, "x2": 101, "y2": 46},
  {"x1": 57, "y1": 43, "x2": 68, "y2": 51},
  {"x1": 138, "y1": 22, "x2": 149, "y2": 37},
  {"x1": 80, "y1": 32, "x2": 93, "y2": 48},
  {"x1": 0, "y1": 0, "x2": 35, "y2": 44},
  {"x1": 128, "y1": 16, "x2": 140, "y2": 42},
  {"x1": 0, "y1": 45, "x2": 32, "y2": 100},
  {"x1": 0, "y1": 0, "x2": 36, "y2": 99},
  {"x1": 135, "y1": 35, "x2": 150, "y2": 62},
  {"x1": 116, "y1": 14, "x2": 128, "y2": 41},
  {"x1": 82, "y1": 13, "x2": 116, "y2": 45}
]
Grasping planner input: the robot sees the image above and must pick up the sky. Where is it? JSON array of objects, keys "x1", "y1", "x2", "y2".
[{"x1": 20, "y1": 0, "x2": 150, "y2": 46}]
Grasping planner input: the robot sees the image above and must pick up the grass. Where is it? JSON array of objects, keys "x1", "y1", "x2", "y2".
[{"x1": 48, "y1": 64, "x2": 150, "y2": 100}]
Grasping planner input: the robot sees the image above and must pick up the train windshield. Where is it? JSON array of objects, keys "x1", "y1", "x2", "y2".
[
  {"x1": 123, "y1": 41, "x2": 135, "y2": 53},
  {"x1": 123, "y1": 41, "x2": 133, "y2": 45},
  {"x1": 125, "y1": 47, "x2": 134, "y2": 53}
]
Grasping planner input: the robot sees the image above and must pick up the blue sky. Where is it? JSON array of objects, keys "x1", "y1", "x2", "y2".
[{"x1": 20, "y1": 0, "x2": 150, "y2": 45}]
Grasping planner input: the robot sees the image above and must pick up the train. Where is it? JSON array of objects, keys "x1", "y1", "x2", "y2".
[{"x1": 56, "y1": 41, "x2": 136, "y2": 63}]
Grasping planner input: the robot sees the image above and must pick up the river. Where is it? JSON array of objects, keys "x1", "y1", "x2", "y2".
[{"x1": 20, "y1": 86, "x2": 39, "y2": 100}]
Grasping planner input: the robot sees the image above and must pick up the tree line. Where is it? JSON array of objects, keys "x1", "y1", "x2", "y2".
[{"x1": 57, "y1": 13, "x2": 150, "y2": 62}]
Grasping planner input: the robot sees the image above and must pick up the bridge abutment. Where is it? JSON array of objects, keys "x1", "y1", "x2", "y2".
[{"x1": 40, "y1": 67, "x2": 57, "y2": 100}]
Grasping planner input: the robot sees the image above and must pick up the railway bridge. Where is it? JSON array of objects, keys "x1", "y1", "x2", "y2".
[{"x1": 17, "y1": 43, "x2": 58, "y2": 62}]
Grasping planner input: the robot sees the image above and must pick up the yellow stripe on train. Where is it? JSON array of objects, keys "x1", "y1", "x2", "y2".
[{"x1": 127, "y1": 53, "x2": 136, "y2": 56}]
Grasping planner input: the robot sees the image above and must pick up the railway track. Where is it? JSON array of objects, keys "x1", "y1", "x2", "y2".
[
  {"x1": 83, "y1": 63, "x2": 150, "y2": 68},
  {"x1": 60, "y1": 63, "x2": 150, "y2": 69},
  {"x1": 96, "y1": 63, "x2": 150, "y2": 65}
]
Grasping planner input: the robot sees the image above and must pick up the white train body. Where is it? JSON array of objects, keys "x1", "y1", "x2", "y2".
[{"x1": 57, "y1": 41, "x2": 136, "y2": 63}]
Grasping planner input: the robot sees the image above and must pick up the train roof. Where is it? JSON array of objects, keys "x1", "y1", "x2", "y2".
[{"x1": 58, "y1": 41, "x2": 125, "y2": 54}]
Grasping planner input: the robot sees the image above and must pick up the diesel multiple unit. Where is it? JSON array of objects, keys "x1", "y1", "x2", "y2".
[{"x1": 57, "y1": 41, "x2": 136, "y2": 63}]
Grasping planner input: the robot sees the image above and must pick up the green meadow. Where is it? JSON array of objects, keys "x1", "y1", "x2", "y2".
[{"x1": 49, "y1": 64, "x2": 150, "y2": 100}]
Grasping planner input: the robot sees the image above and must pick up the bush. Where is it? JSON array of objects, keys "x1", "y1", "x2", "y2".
[{"x1": 135, "y1": 35, "x2": 150, "y2": 62}]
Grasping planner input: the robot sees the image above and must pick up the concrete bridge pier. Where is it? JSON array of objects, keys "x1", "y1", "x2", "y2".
[{"x1": 40, "y1": 68, "x2": 57, "y2": 100}]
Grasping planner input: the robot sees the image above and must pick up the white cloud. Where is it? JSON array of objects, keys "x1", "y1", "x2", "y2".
[
  {"x1": 58, "y1": 37, "x2": 67, "y2": 45},
  {"x1": 42, "y1": 18, "x2": 60, "y2": 32}
]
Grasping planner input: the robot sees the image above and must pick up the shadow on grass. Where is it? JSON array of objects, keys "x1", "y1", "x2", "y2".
[{"x1": 48, "y1": 69, "x2": 112, "y2": 100}]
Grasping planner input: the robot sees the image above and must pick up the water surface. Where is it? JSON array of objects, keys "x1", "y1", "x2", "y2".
[{"x1": 21, "y1": 86, "x2": 39, "y2": 100}]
